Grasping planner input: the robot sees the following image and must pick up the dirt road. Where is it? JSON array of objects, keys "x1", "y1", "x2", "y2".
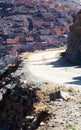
[{"x1": 27, "y1": 49, "x2": 81, "y2": 90}]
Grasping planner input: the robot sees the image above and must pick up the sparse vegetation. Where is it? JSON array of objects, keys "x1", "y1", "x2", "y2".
[
  {"x1": 68, "y1": 87, "x2": 75, "y2": 93},
  {"x1": 66, "y1": 124, "x2": 76, "y2": 130}
]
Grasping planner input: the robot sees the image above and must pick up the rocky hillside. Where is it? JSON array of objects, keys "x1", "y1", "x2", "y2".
[{"x1": 66, "y1": 9, "x2": 81, "y2": 64}]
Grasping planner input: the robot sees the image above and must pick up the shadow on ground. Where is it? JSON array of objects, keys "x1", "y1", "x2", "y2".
[
  {"x1": 66, "y1": 76, "x2": 81, "y2": 86},
  {"x1": 47, "y1": 53, "x2": 81, "y2": 86},
  {"x1": 47, "y1": 51, "x2": 81, "y2": 68},
  {"x1": 47, "y1": 56, "x2": 77, "y2": 68},
  {"x1": 50, "y1": 91, "x2": 61, "y2": 101}
]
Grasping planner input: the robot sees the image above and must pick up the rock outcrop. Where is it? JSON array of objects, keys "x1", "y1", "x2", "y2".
[{"x1": 65, "y1": 10, "x2": 81, "y2": 64}]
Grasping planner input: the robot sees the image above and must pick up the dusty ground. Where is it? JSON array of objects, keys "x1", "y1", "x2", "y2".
[
  {"x1": 18, "y1": 48, "x2": 81, "y2": 130},
  {"x1": 26, "y1": 48, "x2": 81, "y2": 91},
  {"x1": 36, "y1": 86, "x2": 81, "y2": 130}
]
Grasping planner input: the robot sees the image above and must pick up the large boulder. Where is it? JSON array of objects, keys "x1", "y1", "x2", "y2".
[{"x1": 65, "y1": 10, "x2": 81, "y2": 64}]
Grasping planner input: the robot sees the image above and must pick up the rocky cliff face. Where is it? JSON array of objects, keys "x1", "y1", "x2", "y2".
[{"x1": 66, "y1": 10, "x2": 81, "y2": 64}]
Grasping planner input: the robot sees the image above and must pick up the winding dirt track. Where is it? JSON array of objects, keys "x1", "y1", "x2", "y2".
[{"x1": 27, "y1": 49, "x2": 81, "y2": 90}]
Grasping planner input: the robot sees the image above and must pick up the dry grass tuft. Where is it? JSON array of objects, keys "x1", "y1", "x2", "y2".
[{"x1": 34, "y1": 102, "x2": 47, "y2": 114}]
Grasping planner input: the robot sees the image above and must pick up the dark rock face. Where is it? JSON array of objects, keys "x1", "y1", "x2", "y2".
[
  {"x1": 66, "y1": 10, "x2": 81, "y2": 64},
  {"x1": 0, "y1": 65, "x2": 39, "y2": 130}
]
